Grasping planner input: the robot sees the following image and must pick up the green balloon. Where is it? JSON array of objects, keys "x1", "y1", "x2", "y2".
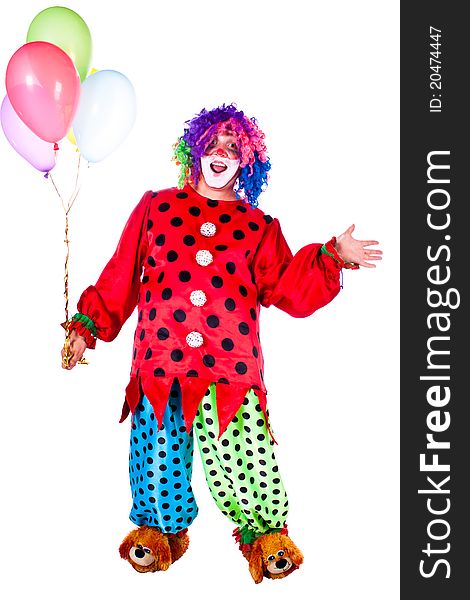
[{"x1": 26, "y1": 6, "x2": 92, "y2": 82}]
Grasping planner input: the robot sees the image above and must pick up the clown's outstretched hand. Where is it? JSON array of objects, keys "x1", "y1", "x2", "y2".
[{"x1": 335, "y1": 224, "x2": 382, "y2": 268}]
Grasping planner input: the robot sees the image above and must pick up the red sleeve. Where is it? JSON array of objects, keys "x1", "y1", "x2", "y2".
[
  {"x1": 252, "y1": 218, "x2": 341, "y2": 318},
  {"x1": 72, "y1": 190, "x2": 152, "y2": 342}
]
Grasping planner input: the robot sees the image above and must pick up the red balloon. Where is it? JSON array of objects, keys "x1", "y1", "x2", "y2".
[{"x1": 5, "y1": 41, "x2": 81, "y2": 143}]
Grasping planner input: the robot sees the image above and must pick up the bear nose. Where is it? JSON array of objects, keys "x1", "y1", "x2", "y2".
[
  {"x1": 276, "y1": 558, "x2": 288, "y2": 569},
  {"x1": 135, "y1": 548, "x2": 145, "y2": 559}
]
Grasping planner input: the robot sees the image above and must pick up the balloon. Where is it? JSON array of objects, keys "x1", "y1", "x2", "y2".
[
  {"x1": 26, "y1": 6, "x2": 92, "y2": 82},
  {"x1": 1, "y1": 95, "x2": 56, "y2": 173},
  {"x1": 67, "y1": 68, "x2": 98, "y2": 146},
  {"x1": 73, "y1": 70, "x2": 136, "y2": 163},
  {"x1": 67, "y1": 128, "x2": 77, "y2": 146},
  {"x1": 6, "y1": 41, "x2": 81, "y2": 143}
]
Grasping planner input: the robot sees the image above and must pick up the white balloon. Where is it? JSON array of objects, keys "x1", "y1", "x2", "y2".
[{"x1": 72, "y1": 70, "x2": 136, "y2": 162}]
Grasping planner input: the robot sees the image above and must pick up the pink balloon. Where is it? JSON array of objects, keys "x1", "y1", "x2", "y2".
[
  {"x1": 5, "y1": 41, "x2": 81, "y2": 143},
  {"x1": 1, "y1": 95, "x2": 56, "y2": 172}
]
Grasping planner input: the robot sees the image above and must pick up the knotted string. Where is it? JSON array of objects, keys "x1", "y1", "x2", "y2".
[{"x1": 49, "y1": 151, "x2": 89, "y2": 368}]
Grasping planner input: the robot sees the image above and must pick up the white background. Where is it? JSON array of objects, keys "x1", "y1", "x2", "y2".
[{"x1": 0, "y1": 1, "x2": 399, "y2": 598}]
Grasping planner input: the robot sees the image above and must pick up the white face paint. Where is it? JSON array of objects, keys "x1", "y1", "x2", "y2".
[{"x1": 200, "y1": 154, "x2": 240, "y2": 188}]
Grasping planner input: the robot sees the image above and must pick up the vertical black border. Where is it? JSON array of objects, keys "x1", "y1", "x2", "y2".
[{"x1": 401, "y1": 2, "x2": 469, "y2": 598}]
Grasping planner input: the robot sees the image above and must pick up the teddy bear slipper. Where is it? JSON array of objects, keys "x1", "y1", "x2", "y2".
[{"x1": 119, "y1": 526, "x2": 189, "y2": 573}]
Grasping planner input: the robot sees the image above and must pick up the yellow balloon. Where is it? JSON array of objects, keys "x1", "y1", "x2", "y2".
[
  {"x1": 67, "y1": 128, "x2": 77, "y2": 146},
  {"x1": 66, "y1": 68, "x2": 98, "y2": 146}
]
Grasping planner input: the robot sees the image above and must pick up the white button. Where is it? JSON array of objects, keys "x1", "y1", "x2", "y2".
[
  {"x1": 186, "y1": 331, "x2": 204, "y2": 348},
  {"x1": 196, "y1": 249, "x2": 213, "y2": 266},
  {"x1": 190, "y1": 290, "x2": 207, "y2": 307},
  {"x1": 200, "y1": 222, "x2": 216, "y2": 237}
]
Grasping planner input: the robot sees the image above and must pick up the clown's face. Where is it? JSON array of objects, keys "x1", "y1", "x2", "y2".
[{"x1": 200, "y1": 132, "x2": 241, "y2": 190}]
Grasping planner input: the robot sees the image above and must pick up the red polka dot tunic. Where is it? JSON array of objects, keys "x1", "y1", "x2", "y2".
[{"x1": 72, "y1": 185, "x2": 342, "y2": 435}]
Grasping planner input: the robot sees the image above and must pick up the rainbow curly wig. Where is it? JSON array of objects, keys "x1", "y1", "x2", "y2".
[{"x1": 173, "y1": 104, "x2": 271, "y2": 208}]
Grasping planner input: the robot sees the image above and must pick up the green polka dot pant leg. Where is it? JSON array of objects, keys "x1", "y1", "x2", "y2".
[{"x1": 194, "y1": 385, "x2": 289, "y2": 534}]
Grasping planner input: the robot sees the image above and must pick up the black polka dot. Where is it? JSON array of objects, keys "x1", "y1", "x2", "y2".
[
  {"x1": 248, "y1": 221, "x2": 259, "y2": 231},
  {"x1": 250, "y1": 308, "x2": 257, "y2": 320},
  {"x1": 183, "y1": 235, "x2": 195, "y2": 246},
  {"x1": 239, "y1": 285, "x2": 248, "y2": 297},
  {"x1": 162, "y1": 288, "x2": 172, "y2": 300},
  {"x1": 167, "y1": 250, "x2": 178, "y2": 262},
  {"x1": 252, "y1": 346, "x2": 259, "y2": 358},
  {"x1": 203, "y1": 355, "x2": 216, "y2": 367},
  {"x1": 145, "y1": 290, "x2": 151, "y2": 302},
  {"x1": 174, "y1": 309, "x2": 186, "y2": 322},
  {"x1": 219, "y1": 214, "x2": 231, "y2": 223},
  {"x1": 211, "y1": 276, "x2": 223, "y2": 288},
  {"x1": 218, "y1": 377, "x2": 229, "y2": 384},
  {"x1": 235, "y1": 362, "x2": 247, "y2": 374},
  {"x1": 147, "y1": 219, "x2": 153, "y2": 230},
  {"x1": 157, "y1": 327, "x2": 169, "y2": 340},
  {"x1": 155, "y1": 234, "x2": 165, "y2": 246},
  {"x1": 139, "y1": 329, "x2": 145, "y2": 341},
  {"x1": 144, "y1": 348, "x2": 153, "y2": 360},
  {"x1": 215, "y1": 244, "x2": 228, "y2": 251},
  {"x1": 189, "y1": 206, "x2": 201, "y2": 216},
  {"x1": 222, "y1": 338, "x2": 234, "y2": 351},
  {"x1": 157, "y1": 272, "x2": 165, "y2": 283},
  {"x1": 226, "y1": 262, "x2": 236, "y2": 274},
  {"x1": 225, "y1": 298, "x2": 236, "y2": 311},
  {"x1": 187, "y1": 369, "x2": 199, "y2": 377},
  {"x1": 147, "y1": 256, "x2": 156, "y2": 267},
  {"x1": 263, "y1": 214, "x2": 273, "y2": 224},
  {"x1": 176, "y1": 191, "x2": 188, "y2": 199},
  {"x1": 233, "y1": 230, "x2": 245, "y2": 240},
  {"x1": 149, "y1": 308, "x2": 156, "y2": 320},
  {"x1": 171, "y1": 349, "x2": 184, "y2": 362},
  {"x1": 236, "y1": 205, "x2": 247, "y2": 213},
  {"x1": 207, "y1": 315, "x2": 219, "y2": 328},
  {"x1": 142, "y1": 275, "x2": 149, "y2": 284},
  {"x1": 179, "y1": 270, "x2": 191, "y2": 282},
  {"x1": 238, "y1": 322, "x2": 249, "y2": 335},
  {"x1": 207, "y1": 199, "x2": 218, "y2": 207},
  {"x1": 158, "y1": 202, "x2": 170, "y2": 212},
  {"x1": 171, "y1": 216, "x2": 183, "y2": 227}
]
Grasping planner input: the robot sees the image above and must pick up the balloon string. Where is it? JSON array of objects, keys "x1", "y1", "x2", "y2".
[{"x1": 49, "y1": 152, "x2": 88, "y2": 367}]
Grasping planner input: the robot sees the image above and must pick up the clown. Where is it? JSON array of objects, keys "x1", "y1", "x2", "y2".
[{"x1": 63, "y1": 103, "x2": 382, "y2": 582}]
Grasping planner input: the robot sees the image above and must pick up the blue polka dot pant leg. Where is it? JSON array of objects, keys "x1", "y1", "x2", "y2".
[{"x1": 129, "y1": 382, "x2": 198, "y2": 533}]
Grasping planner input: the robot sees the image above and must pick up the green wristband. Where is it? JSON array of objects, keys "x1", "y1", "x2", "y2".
[
  {"x1": 72, "y1": 313, "x2": 97, "y2": 337},
  {"x1": 320, "y1": 244, "x2": 336, "y2": 259}
]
